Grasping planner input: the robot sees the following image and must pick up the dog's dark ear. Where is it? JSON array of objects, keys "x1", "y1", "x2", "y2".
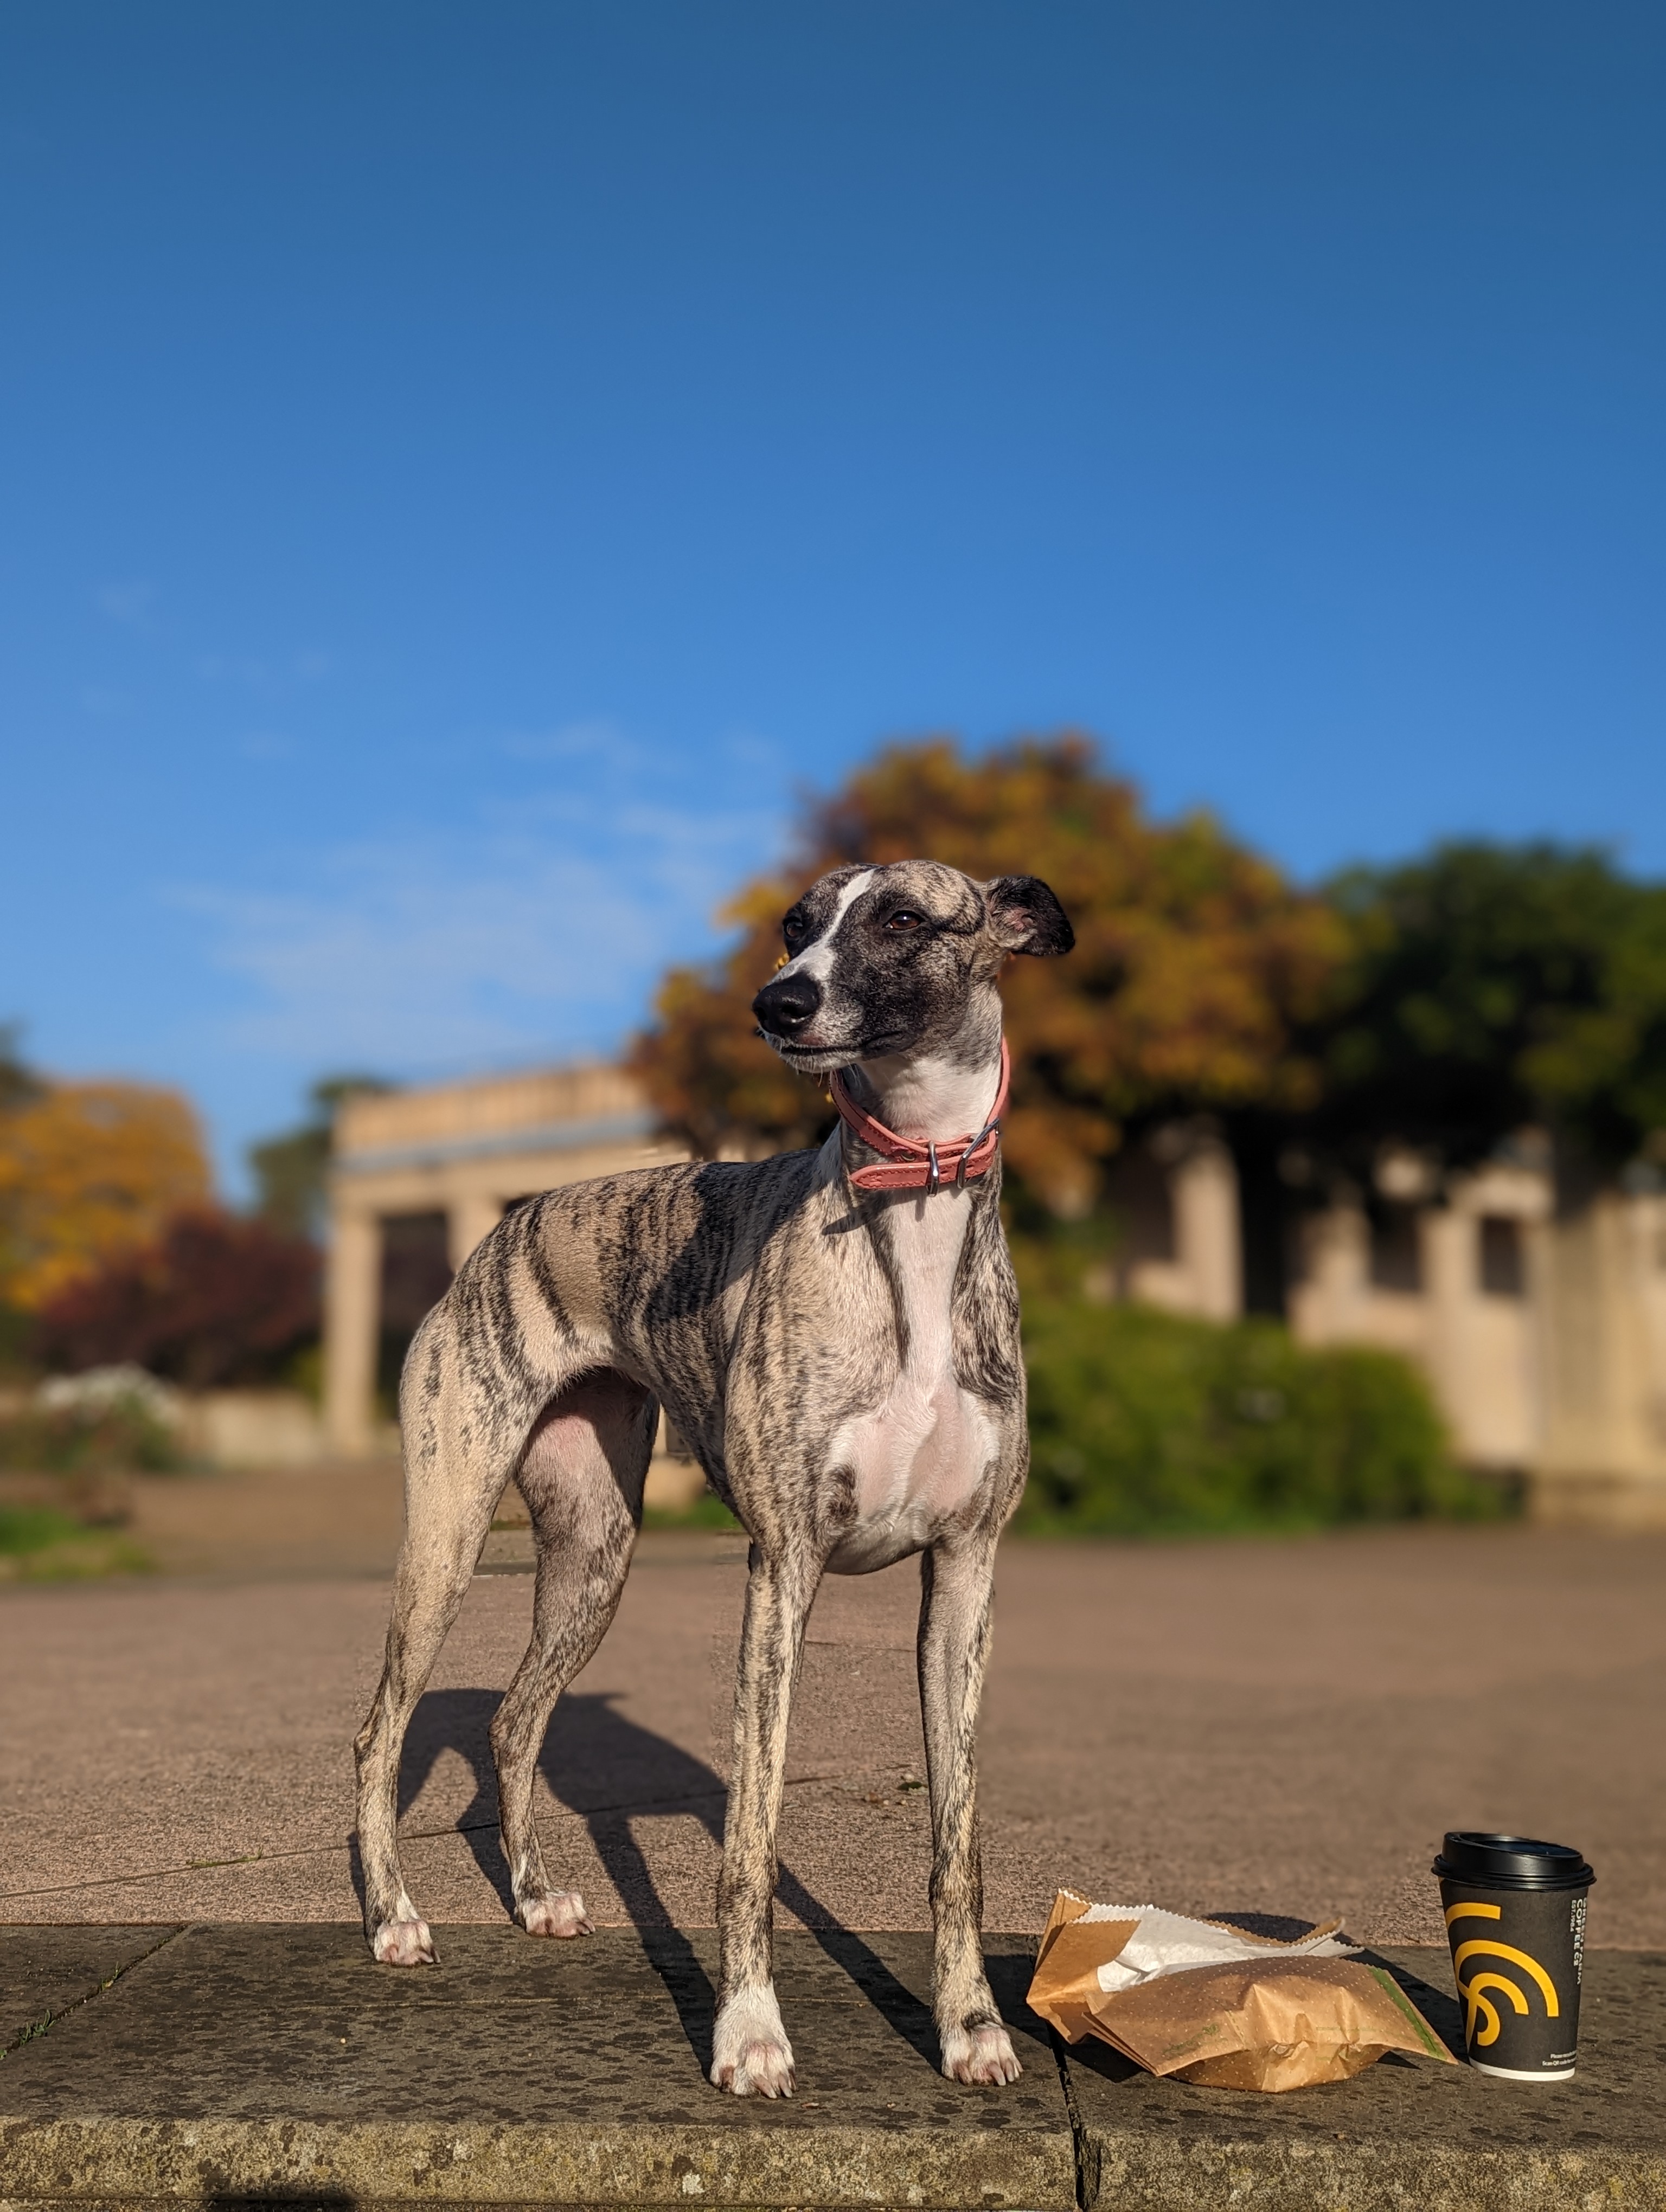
[{"x1": 983, "y1": 875, "x2": 1075, "y2": 957}]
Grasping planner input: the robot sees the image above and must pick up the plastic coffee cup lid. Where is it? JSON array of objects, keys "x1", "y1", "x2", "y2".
[{"x1": 1432, "y1": 1832, "x2": 1595, "y2": 1891}]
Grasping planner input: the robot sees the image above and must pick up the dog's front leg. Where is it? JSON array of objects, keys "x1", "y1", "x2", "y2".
[
  {"x1": 918, "y1": 1537, "x2": 1021, "y2": 2085},
  {"x1": 710, "y1": 1542, "x2": 817, "y2": 2098}
]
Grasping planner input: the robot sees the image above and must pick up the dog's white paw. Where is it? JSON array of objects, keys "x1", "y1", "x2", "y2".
[
  {"x1": 372, "y1": 1915, "x2": 436, "y2": 1966},
  {"x1": 518, "y1": 1888, "x2": 593, "y2": 1939},
  {"x1": 709, "y1": 1986, "x2": 796, "y2": 2098},
  {"x1": 941, "y1": 2021, "x2": 1022, "y2": 2085}
]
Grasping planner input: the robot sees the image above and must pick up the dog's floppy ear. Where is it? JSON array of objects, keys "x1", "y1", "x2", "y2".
[{"x1": 983, "y1": 875, "x2": 1075, "y2": 957}]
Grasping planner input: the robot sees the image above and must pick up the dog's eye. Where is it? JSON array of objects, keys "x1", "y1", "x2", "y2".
[
  {"x1": 885, "y1": 910, "x2": 925, "y2": 932},
  {"x1": 783, "y1": 914, "x2": 807, "y2": 945}
]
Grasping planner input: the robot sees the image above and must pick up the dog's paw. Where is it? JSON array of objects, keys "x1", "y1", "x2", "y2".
[
  {"x1": 711, "y1": 2035, "x2": 797, "y2": 2099},
  {"x1": 709, "y1": 1986, "x2": 796, "y2": 2098},
  {"x1": 372, "y1": 1916, "x2": 436, "y2": 1966},
  {"x1": 517, "y1": 1888, "x2": 593, "y2": 1939},
  {"x1": 941, "y1": 2021, "x2": 1022, "y2": 2086}
]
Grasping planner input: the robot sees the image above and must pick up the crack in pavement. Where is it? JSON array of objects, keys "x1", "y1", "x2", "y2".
[
  {"x1": 0, "y1": 1774, "x2": 849, "y2": 1902},
  {"x1": 0, "y1": 1925, "x2": 186, "y2": 2059}
]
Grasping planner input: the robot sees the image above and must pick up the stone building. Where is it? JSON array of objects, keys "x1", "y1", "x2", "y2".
[
  {"x1": 325, "y1": 1063, "x2": 1666, "y2": 1526},
  {"x1": 1098, "y1": 1125, "x2": 1666, "y2": 1526},
  {"x1": 323, "y1": 1064, "x2": 687, "y2": 1460}
]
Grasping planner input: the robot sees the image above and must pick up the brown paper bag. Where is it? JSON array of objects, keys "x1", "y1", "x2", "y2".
[{"x1": 1028, "y1": 1890, "x2": 1456, "y2": 2092}]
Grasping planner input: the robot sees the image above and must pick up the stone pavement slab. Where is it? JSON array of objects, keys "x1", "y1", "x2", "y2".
[
  {"x1": 1064, "y1": 1946, "x2": 1666, "y2": 2210},
  {"x1": 0, "y1": 1929, "x2": 177, "y2": 2053},
  {"x1": 0, "y1": 1926, "x2": 1071, "y2": 2209},
  {"x1": 2, "y1": 1928, "x2": 1663, "y2": 2210}
]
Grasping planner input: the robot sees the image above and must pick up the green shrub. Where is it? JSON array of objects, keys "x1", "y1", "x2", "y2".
[
  {"x1": 1015, "y1": 1297, "x2": 1504, "y2": 1536},
  {"x1": 0, "y1": 1302, "x2": 34, "y2": 1381},
  {"x1": 0, "y1": 1503, "x2": 86, "y2": 1553},
  {"x1": 642, "y1": 1492, "x2": 742, "y2": 1532},
  {"x1": 0, "y1": 1504, "x2": 151, "y2": 1580}
]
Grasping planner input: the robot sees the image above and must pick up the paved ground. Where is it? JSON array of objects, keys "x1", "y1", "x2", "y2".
[
  {"x1": 123, "y1": 1458, "x2": 409, "y2": 1579},
  {"x1": 3, "y1": 1477, "x2": 1663, "y2": 1947},
  {"x1": 3, "y1": 1925, "x2": 1663, "y2": 2211}
]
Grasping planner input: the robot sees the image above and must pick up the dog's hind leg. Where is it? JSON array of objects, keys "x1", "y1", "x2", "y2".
[
  {"x1": 918, "y1": 1536, "x2": 1021, "y2": 2085},
  {"x1": 710, "y1": 1544, "x2": 819, "y2": 2098},
  {"x1": 355, "y1": 1492, "x2": 495, "y2": 1965},
  {"x1": 355, "y1": 1315, "x2": 533, "y2": 1966},
  {"x1": 490, "y1": 1370, "x2": 655, "y2": 1938}
]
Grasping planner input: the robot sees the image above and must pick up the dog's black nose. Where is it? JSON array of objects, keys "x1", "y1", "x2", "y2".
[{"x1": 753, "y1": 972, "x2": 822, "y2": 1036}]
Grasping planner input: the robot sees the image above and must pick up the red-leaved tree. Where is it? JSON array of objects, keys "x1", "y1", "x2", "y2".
[{"x1": 33, "y1": 1210, "x2": 321, "y2": 1390}]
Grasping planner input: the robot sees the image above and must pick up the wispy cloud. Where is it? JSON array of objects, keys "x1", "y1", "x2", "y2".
[
  {"x1": 496, "y1": 717, "x2": 634, "y2": 765},
  {"x1": 170, "y1": 796, "x2": 785, "y2": 1076}
]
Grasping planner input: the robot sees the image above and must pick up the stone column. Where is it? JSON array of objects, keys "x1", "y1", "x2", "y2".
[
  {"x1": 1418, "y1": 1206, "x2": 1475, "y2": 1454},
  {"x1": 447, "y1": 1192, "x2": 503, "y2": 1272},
  {"x1": 324, "y1": 1202, "x2": 382, "y2": 1459},
  {"x1": 1534, "y1": 1193, "x2": 1666, "y2": 1524},
  {"x1": 1172, "y1": 1140, "x2": 1242, "y2": 1321},
  {"x1": 1288, "y1": 1198, "x2": 1368, "y2": 1346}
]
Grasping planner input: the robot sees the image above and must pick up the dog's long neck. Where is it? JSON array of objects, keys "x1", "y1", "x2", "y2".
[{"x1": 842, "y1": 1001, "x2": 1004, "y2": 1146}]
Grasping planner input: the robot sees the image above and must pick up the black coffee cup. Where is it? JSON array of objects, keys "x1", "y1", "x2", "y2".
[{"x1": 1432, "y1": 1832, "x2": 1594, "y2": 2081}]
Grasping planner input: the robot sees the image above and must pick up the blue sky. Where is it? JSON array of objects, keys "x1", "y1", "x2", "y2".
[{"x1": 4, "y1": 2, "x2": 1663, "y2": 1190}]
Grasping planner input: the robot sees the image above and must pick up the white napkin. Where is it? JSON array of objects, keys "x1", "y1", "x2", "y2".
[{"x1": 1075, "y1": 1902, "x2": 1358, "y2": 1994}]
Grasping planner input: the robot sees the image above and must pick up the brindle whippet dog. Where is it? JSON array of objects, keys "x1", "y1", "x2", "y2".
[{"x1": 354, "y1": 858, "x2": 1074, "y2": 2095}]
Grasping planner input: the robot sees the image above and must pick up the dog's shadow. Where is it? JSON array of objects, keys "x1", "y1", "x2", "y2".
[{"x1": 390, "y1": 1685, "x2": 943, "y2": 2074}]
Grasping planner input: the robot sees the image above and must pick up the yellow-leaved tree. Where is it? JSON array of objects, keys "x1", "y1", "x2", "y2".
[
  {"x1": 0, "y1": 1077, "x2": 212, "y2": 1312},
  {"x1": 630, "y1": 735, "x2": 1344, "y2": 1219}
]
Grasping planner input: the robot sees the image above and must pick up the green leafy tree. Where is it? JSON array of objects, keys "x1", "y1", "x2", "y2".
[
  {"x1": 0, "y1": 1024, "x2": 41, "y2": 1114},
  {"x1": 249, "y1": 1075, "x2": 390, "y2": 1240},
  {"x1": 1307, "y1": 843, "x2": 1666, "y2": 1186}
]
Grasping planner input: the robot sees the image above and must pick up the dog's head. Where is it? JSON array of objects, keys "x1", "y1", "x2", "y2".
[{"x1": 751, "y1": 860, "x2": 1074, "y2": 1072}]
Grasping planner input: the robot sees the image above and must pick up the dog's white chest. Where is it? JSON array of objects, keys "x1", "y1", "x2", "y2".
[{"x1": 824, "y1": 1189, "x2": 998, "y2": 1571}]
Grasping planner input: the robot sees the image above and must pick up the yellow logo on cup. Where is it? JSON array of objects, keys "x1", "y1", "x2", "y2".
[{"x1": 1445, "y1": 1902, "x2": 1560, "y2": 2047}]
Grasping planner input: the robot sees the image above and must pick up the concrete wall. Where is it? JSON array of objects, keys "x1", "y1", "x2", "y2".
[
  {"x1": 1102, "y1": 1130, "x2": 1243, "y2": 1322},
  {"x1": 176, "y1": 1389, "x2": 328, "y2": 1468},
  {"x1": 1289, "y1": 1161, "x2": 1548, "y2": 1475}
]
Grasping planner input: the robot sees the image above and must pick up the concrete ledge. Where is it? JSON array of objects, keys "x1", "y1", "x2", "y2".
[
  {"x1": 0, "y1": 1928, "x2": 1071, "y2": 2210},
  {"x1": 1530, "y1": 1470, "x2": 1666, "y2": 1531},
  {"x1": 1, "y1": 1930, "x2": 1662, "y2": 2210},
  {"x1": 0, "y1": 2117, "x2": 1068, "y2": 2210},
  {"x1": 1067, "y1": 1947, "x2": 1666, "y2": 2211}
]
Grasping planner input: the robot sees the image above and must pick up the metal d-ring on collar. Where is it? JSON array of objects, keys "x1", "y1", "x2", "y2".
[{"x1": 957, "y1": 1108, "x2": 1002, "y2": 1188}]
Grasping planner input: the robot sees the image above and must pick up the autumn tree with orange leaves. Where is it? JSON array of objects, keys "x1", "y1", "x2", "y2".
[
  {"x1": 630, "y1": 737, "x2": 1344, "y2": 1230},
  {"x1": 0, "y1": 1054, "x2": 212, "y2": 1315}
]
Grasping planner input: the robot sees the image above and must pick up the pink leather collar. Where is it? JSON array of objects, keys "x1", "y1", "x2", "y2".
[{"x1": 829, "y1": 1038, "x2": 1011, "y2": 1194}]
